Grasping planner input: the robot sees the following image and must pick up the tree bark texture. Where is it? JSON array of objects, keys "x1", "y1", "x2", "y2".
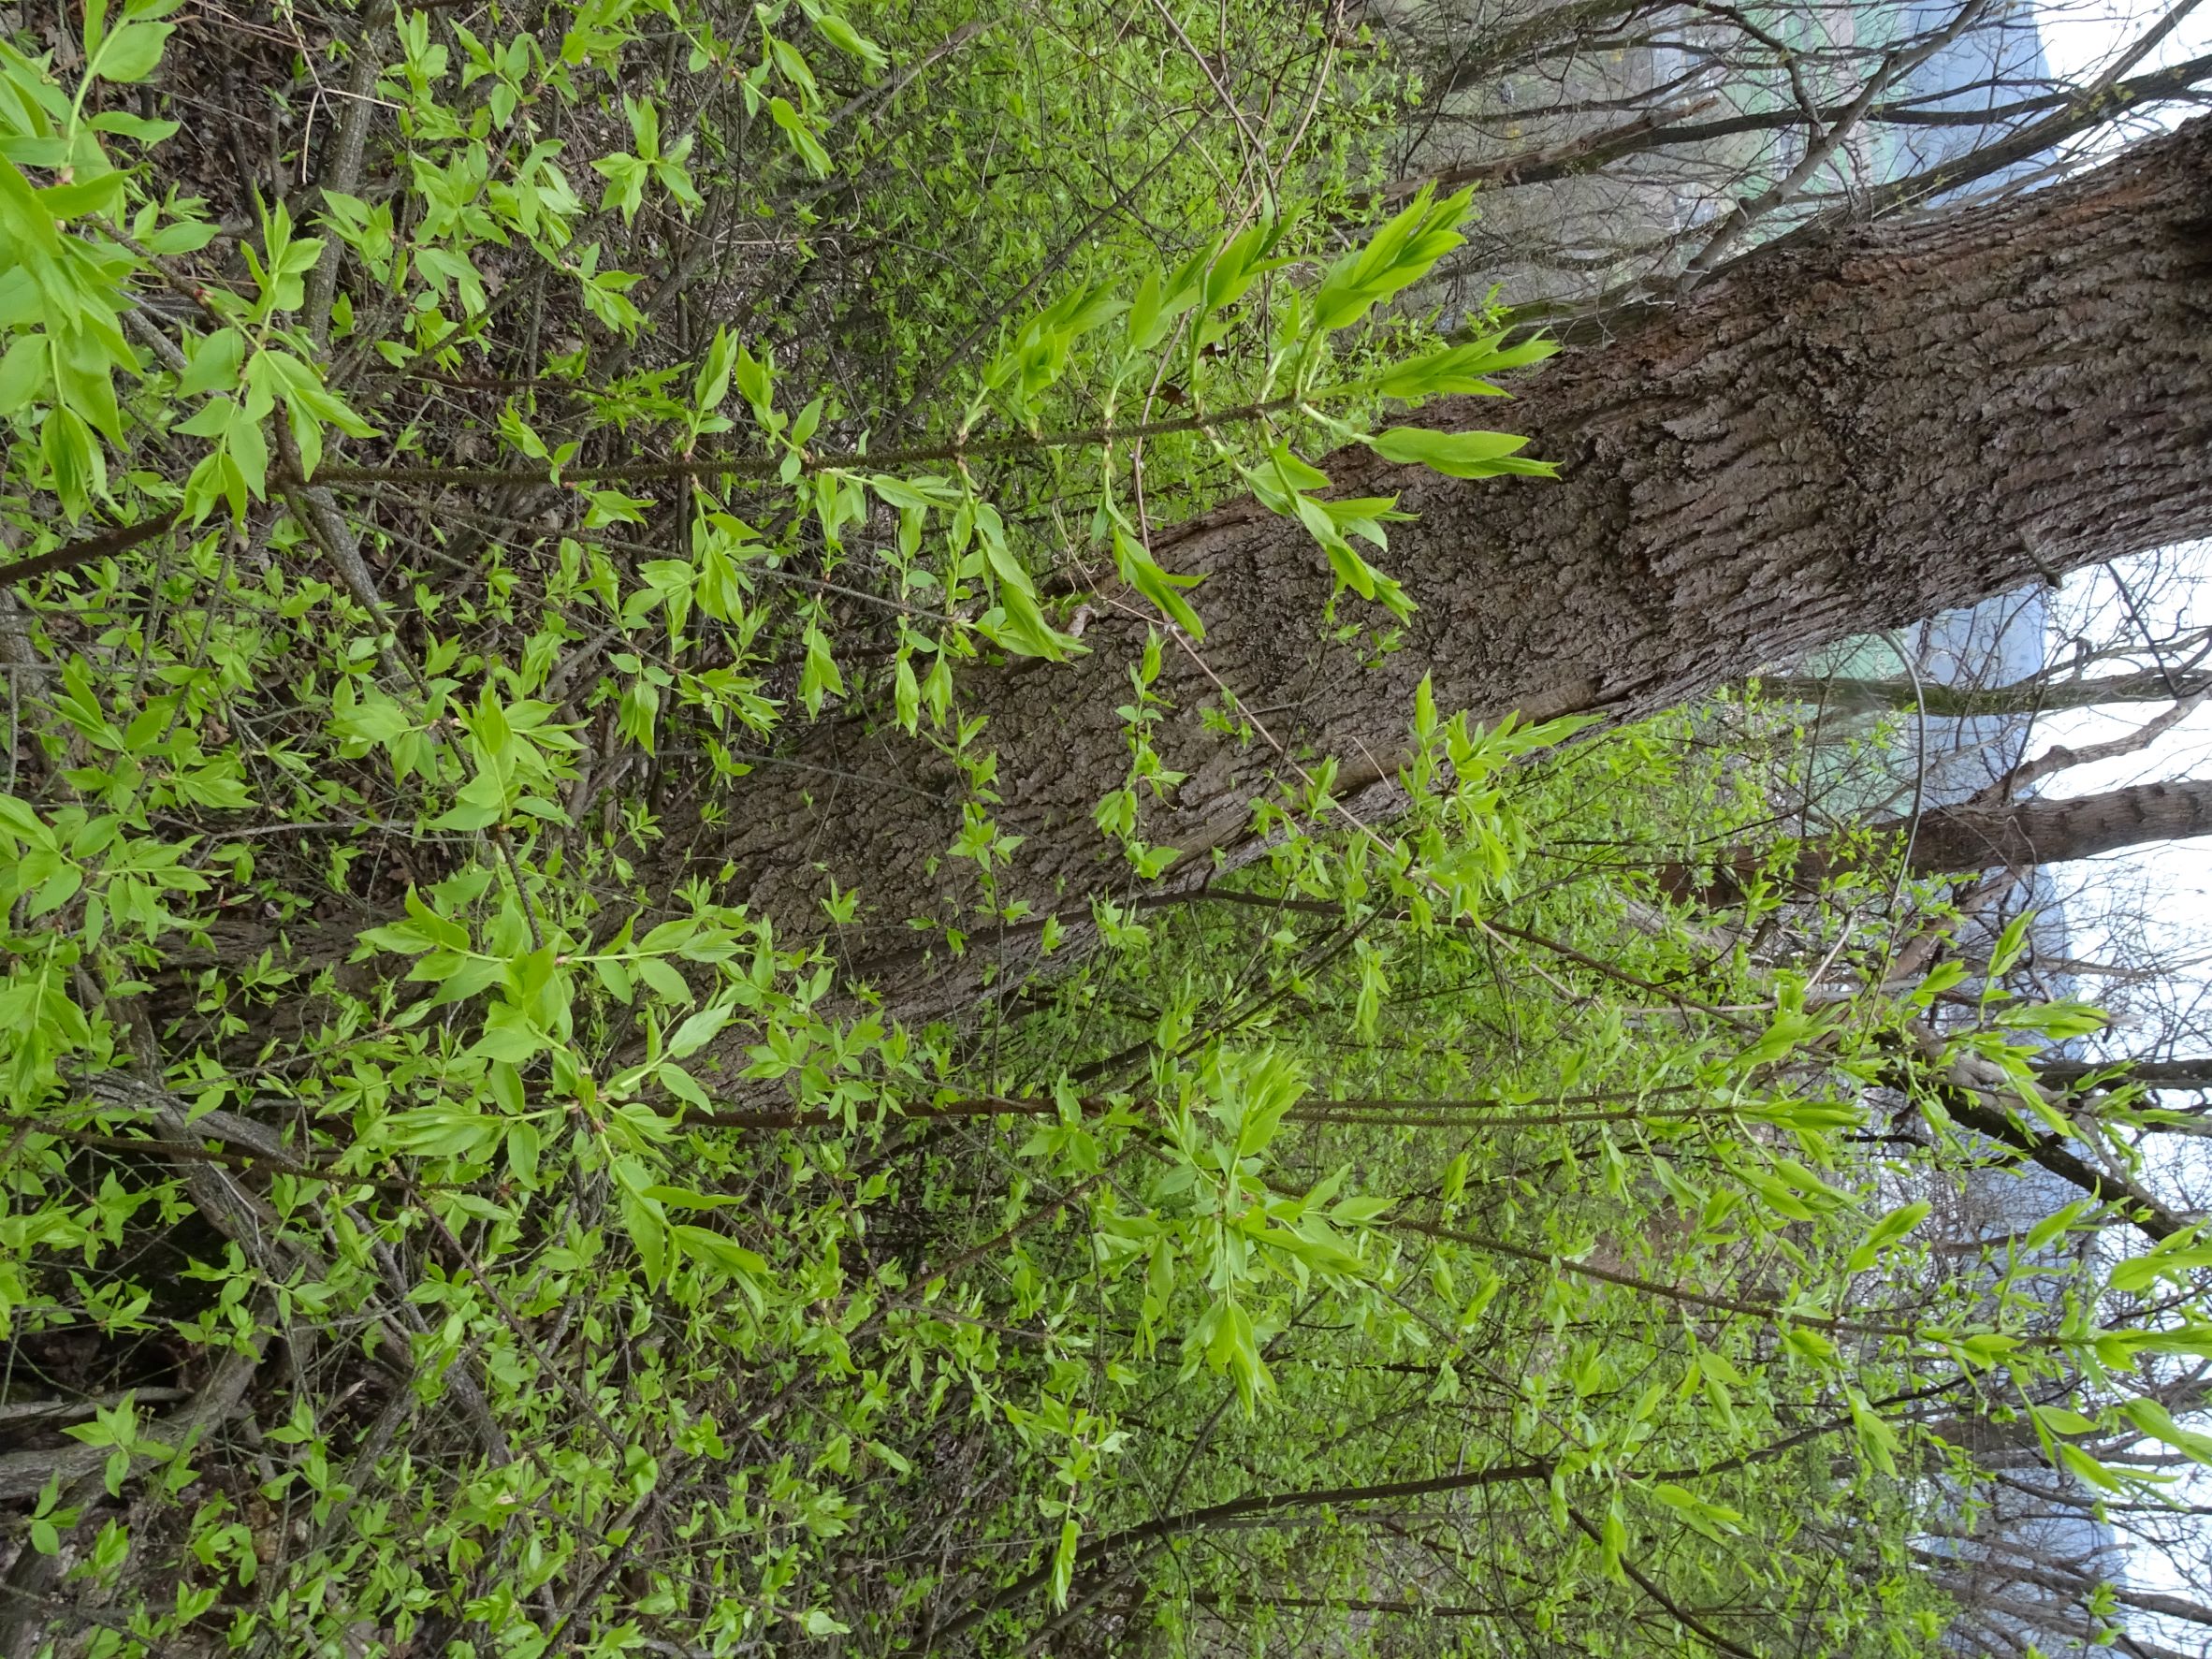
[{"x1": 664, "y1": 121, "x2": 2212, "y2": 982}]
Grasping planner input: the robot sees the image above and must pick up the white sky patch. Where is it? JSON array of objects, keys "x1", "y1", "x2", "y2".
[
  {"x1": 2037, "y1": 541, "x2": 2212, "y2": 988},
  {"x1": 2030, "y1": 0, "x2": 2212, "y2": 182},
  {"x1": 2022, "y1": 0, "x2": 2212, "y2": 1120},
  {"x1": 2038, "y1": 0, "x2": 2212, "y2": 82}
]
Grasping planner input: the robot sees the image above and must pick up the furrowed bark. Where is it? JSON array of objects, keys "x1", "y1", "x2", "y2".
[{"x1": 657, "y1": 120, "x2": 2212, "y2": 993}]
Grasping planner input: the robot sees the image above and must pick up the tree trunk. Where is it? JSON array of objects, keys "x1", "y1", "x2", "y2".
[
  {"x1": 1666, "y1": 777, "x2": 2212, "y2": 903},
  {"x1": 1755, "y1": 668, "x2": 2212, "y2": 717},
  {"x1": 1898, "y1": 778, "x2": 2212, "y2": 878},
  {"x1": 664, "y1": 120, "x2": 2212, "y2": 984},
  {"x1": 2036, "y1": 1055, "x2": 2212, "y2": 1093}
]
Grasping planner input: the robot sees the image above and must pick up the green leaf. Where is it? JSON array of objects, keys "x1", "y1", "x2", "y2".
[
  {"x1": 1375, "y1": 332, "x2": 1557, "y2": 400},
  {"x1": 1369, "y1": 426, "x2": 1552, "y2": 479},
  {"x1": 0, "y1": 336, "x2": 46, "y2": 415},
  {"x1": 1997, "y1": 999, "x2": 2107, "y2": 1039},
  {"x1": 894, "y1": 648, "x2": 921, "y2": 734},
  {"x1": 634, "y1": 955, "x2": 692, "y2": 1005},
  {"x1": 1847, "y1": 1390, "x2": 1899, "y2": 1477},
  {"x1": 2025, "y1": 1201, "x2": 2088, "y2": 1251},
  {"x1": 1201, "y1": 218, "x2": 1280, "y2": 313},
  {"x1": 1328, "y1": 1193, "x2": 1391, "y2": 1226},
  {"x1": 620, "y1": 1186, "x2": 668, "y2": 1290},
  {"x1": 2119, "y1": 1398, "x2": 2212, "y2": 1465},
  {"x1": 1782, "y1": 1326, "x2": 1836, "y2": 1365},
  {"x1": 1987, "y1": 910, "x2": 2035, "y2": 978},
  {"x1": 1111, "y1": 523, "x2": 1203, "y2": 638},
  {"x1": 769, "y1": 97, "x2": 831, "y2": 177},
  {"x1": 1650, "y1": 1482, "x2": 1744, "y2": 1543},
  {"x1": 642, "y1": 1185, "x2": 749, "y2": 1210},
  {"x1": 667, "y1": 1002, "x2": 731, "y2": 1060},
  {"x1": 1199, "y1": 1294, "x2": 1270, "y2": 1411},
  {"x1": 673, "y1": 1224, "x2": 769, "y2": 1308},
  {"x1": 657, "y1": 1061, "x2": 711, "y2": 1109},
  {"x1": 2031, "y1": 1404, "x2": 2097, "y2": 1437},
  {"x1": 1847, "y1": 1201, "x2": 1930, "y2": 1273},
  {"x1": 1312, "y1": 187, "x2": 1472, "y2": 332},
  {"x1": 1268, "y1": 443, "x2": 1331, "y2": 494},
  {"x1": 618, "y1": 676, "x2": 660, "y2": 756},
  {"x1": 2054, "y1": 1441, "x2": 2126, "y2": 1492},
  {"x1": 1599, "y1": 1495, "x2": 1627, "y2": 1583},
  {"x1": 90, "y1": 19, "x2": 174, "y2": 82},
  {"x1": 87, "y1": 110, "x2": 180, "y2": 144},
  {"x1": 811, "y1": 10, "x2": 885, "y2": 68},
  {"x1": 177, "y1": 327, "x2": 244, "y2": 398},
  {"x1": 2109, "y1": 1230, "x2": 2212, "y2": 1295},
  {"x1": 1049, "y1": 1514, "x2": 1080, "y2": 1608},
  {"x1": 0, "y1": 157, "x2": 63, "y2": 257},
  {"x1": 799, "y1": 623, "x2": 845, "y2": 713}
]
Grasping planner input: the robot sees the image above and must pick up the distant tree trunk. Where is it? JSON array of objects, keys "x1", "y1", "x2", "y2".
[
  {"x1": 662, "y1": 121, "x2": 2212, "y2": 987},
  {"x1": 1754, "y1": 669, "x2": 2212, "y2": 717},
  {"x1": 1897, "y1": 779, "x2": 2212, "y2": 877},
  {"x1": 1665, "y1": 778, "x2": 2212, "y2": 903},
  {"x1": 2036, "y1": 1055, "x2": 2212, "y2": 1093}
]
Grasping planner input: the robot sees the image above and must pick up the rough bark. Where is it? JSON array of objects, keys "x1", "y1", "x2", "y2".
[{"x1": 661, "y1": 120, "x2": 2212, "y2": 988}]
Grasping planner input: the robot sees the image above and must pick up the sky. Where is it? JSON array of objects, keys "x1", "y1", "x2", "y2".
[
  {"x1": 2037, "y1": 0, "x2": 2211, "y2": 88},
  {"x1": 2036, "y1": 549, "x2": 2212, "y2": 1033}
]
